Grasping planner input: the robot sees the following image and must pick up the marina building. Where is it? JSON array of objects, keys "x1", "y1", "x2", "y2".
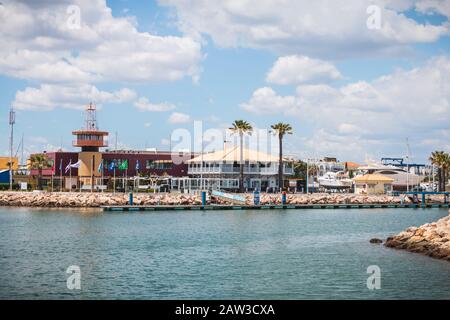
[
  {"x1": 28, "y1": 103, "x2": 194, "y2": 191},
  {"x1": 353, "y1": 174, "x2": 394, "y2": 195},
  {"x1": 29, "y1": 150, "x2": 193, "y2": 191},
  {"x1": 171, "y1": 146, "x2": 294, "y2": 192}
]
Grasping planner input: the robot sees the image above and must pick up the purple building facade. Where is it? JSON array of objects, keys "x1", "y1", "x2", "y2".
[
  {"x1": 30, "y1": 152, "x2": 78, "y2": 177},
  {"x1": 101, "y1": 150, "x2": 193, "y2": 177},
  {"x1": 30, "y1": 150, "x2": 193, "y2": 178}
]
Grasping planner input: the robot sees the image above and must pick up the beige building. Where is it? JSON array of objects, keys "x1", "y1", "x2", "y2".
[
  {"x1": 72, "y1": 103, "x2": 108, "y2": 190},
  {"x1": 77, "y1": 151, "x2": 103, "y2": 187},
  {"x1": 353, "y1": 174, "x2": 394, "y2": 195}
]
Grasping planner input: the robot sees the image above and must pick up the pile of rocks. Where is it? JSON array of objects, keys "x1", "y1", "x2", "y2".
[
  {"x1": 0, "y1": 191, "x2": 442, "y2": 208},
  {"x1": 0, "y1": 192, "x2": 203, "y2": 207},
  {"x1": 385, "y1": 213, "x2": 450, "y2": 261},
  {"x1": 237, "y1": 193, "x2": 413, "y2": 206}
]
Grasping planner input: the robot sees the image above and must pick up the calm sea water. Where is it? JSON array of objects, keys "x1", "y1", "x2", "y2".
[{"x1": 0, "y1": 207, "x2": 449, "y2": 299}]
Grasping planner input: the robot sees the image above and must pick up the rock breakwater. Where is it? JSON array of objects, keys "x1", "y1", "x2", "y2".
[
  {"x1": 0, "y1": 191, "x2": 424, "y2": 208},
  {"x1": 385, "y1": 213, "x2": 450, "y2": 262}
]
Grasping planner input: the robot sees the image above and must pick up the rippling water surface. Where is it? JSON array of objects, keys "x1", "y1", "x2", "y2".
[{"x1": 0, "y1": 207, "x2": 449, "y2": 299}]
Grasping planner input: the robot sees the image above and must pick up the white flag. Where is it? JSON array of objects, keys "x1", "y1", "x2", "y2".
[
  {"x1": 70, "y1": 160, "x2": 82, "y2": 169},
  {"x1": 65, "y1": 160, "x2": 72, "y2": 174}
]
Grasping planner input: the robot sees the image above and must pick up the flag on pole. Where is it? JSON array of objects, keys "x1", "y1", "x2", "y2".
[
  {"x1": 109, "y1": 161, "x2": 116, "y2": 171},
  {"x1": 59, "y1": 159, "x2": 63, "y2": 171},
  {"x1": 65, "y1": 160, "x2": 72, "y2": 173},
  {"x1": 98, "y1": 160, "x2": 103, "y2": 173},
  {"x1": 135, "y1": 160, "x2": 140, "y2": 171},
  {"x1": 70, "y1": 160, "x2": 81, "y2": 169},
  {"x1": 118, "y1": 160, "x2": 128, "y2": 170}
]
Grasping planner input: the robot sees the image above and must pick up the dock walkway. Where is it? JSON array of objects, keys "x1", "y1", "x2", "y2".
[{"x1": 102, "y1": 203, "x2": 450, "y2": 212}]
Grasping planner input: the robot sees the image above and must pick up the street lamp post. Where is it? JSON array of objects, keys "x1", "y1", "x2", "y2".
[
  {"x1": 200, "y1": 131, "x2": 204, "y2": 192},
  {"x1": 9, "y1": 107, "x2": 15, "y2": 191},
  {"x1": 306, "y1": 159, "x2": 309, "y2": 194},
  {"x1": 406, "y1": 155, "x2": 410, "y2": 192}
]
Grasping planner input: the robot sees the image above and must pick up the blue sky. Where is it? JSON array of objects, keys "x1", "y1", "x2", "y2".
[{"x1": 0, "y1": 0, "x2": 449, "y2": 163}]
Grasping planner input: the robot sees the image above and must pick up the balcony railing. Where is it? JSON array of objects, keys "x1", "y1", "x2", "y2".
[{"x1": 188, "y1": 165, "x2": 293, "y2": 175}]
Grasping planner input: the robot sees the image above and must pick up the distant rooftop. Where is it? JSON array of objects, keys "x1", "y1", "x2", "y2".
[
  {"x1": 353, "y1": 174, "x2": 395, "y2": 183},
  {"x1": 188, "y1": 146, "x2": 289, "y2": 163},
  {"x1": 104, "y1": 149, "x2": 195, "y2": 155}
]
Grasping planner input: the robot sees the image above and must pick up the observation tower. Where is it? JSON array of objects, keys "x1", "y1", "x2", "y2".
[{"x1": 72, "y1": 103, "x2": 108, "y2": 189}]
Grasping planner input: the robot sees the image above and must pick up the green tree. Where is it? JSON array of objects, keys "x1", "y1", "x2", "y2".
[
  {"x1": 293, "y1": 160, "x2": 319, "y2": 192},
  {"x1": 271, "y1": 123, "x2": 293, "y2": 191},
  {"x1": 29, "y1": 154, "x2": 52, "y2": 190},
  {"x1": 443, "y1": 153, "x2": 450, "y2": 191},
  {"x1": 429, "y1": 151, "x2": 450, "y2": 191},
  {"x1": 229, "y1": 120, "x2": 253, "y2": 192},
  {"x1": 293, "y1": 160, "x2": 307, "y2": 179}
]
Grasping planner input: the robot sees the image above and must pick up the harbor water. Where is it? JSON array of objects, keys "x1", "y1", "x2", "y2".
[{"x1": 0, "y1": 207, "x2": 449, "y2": 299}]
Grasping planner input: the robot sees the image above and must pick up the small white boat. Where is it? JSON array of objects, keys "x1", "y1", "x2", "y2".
[
  {"x1": 318, "y1": 171, "x2": 353, "y2": 189},
  {"x1": 419, "y1": 182, "x2": 437, "y2": 192}
]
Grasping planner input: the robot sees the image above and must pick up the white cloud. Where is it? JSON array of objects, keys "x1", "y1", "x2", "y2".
[
  {"x1": 266, "y1": 55, "x2": 342, "y2": 85},
  {"x1": 240, "y1": 87, "x2": 300, "y2": 115},
  {"x1": 161, "y1": 0, "x2": 448, "y2": 58},
  {"x1": 242, "y1": 56, "x2": 450, "y2": 161},
  {"x1": 0, "y1": 0, "x2": 203, "y2": 84},
  {"x1": 12, "y1": 84, "x2": 136, "y2": 111},
  {"x1": 168, "y1": 111, "x2": 191, "y2": 124},
  {"x1": 134, "y1": 97, "x2": 176, "y2": 112},
  {"x1": 337, "y1": 123, "x2": 367, "y2": 135},
  {"x1": 415, "y1": 0, "x2": 450, "y2": 18}
]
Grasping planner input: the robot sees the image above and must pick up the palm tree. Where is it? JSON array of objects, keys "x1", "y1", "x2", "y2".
[
  {"x1": 30, "y1": 153, "x2": 51, "y2": 190},
  {"x1": 229, "y1": 120, "x2": 253, "y2": 192},
  {"x1": 429, "y1": 151, "x2": 449, "y2": 191},
  {"x1": 443, "y1": 153, "x2": 450, "y2": 191},
  {"x1": 271, "y1": 123, "x2": 293, "y2": 191}
]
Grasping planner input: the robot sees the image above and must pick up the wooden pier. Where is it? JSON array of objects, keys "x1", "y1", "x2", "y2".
[{"x1": 101, "y1": 203, "x2": 450, "y2": 212}]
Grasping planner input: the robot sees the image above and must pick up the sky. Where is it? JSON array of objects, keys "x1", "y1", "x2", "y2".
[{"x1": 0, "y1": 0, "x2": 449, "y2": 164}]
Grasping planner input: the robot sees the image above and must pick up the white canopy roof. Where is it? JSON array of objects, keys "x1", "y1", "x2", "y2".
[{"x1": 188, "y1": 146, "x2": 286, "y2": 163}]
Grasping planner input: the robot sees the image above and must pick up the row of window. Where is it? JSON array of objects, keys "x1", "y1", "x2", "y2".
[
  {"x1": 188, "y1": 162, "x2": 293, "y2": 168},
  {"x1": 76, "y1": 134, "x2": 103, "y2": 141},
  {"x1": 104, "y1": 159, "x2": 173, "y2": 170},
  {"x1": 146, "y1": 160, "x2": 173, "y2": 170}
]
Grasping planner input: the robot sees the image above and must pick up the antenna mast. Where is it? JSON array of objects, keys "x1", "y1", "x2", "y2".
[
  {"x1": 85, "y1": 102, "x2": 98, "y2": 131},
  {"x1": 406, "y1": 138, "x2": 411, "y2": 192}
]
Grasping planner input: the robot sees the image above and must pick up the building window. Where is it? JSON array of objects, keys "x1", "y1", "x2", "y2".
[
  {"x1": 146, "y1": 159, "x2": 173, "y2": 170},
  {"x1": 146, "y1": 160, "x2": 155, "y2": 169}
]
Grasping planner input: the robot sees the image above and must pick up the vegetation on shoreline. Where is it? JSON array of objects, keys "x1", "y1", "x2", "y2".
[
  {"x1": 271, "y1": 122, "x2": 293, "y2": 191},
  {"x1": 429, "y1": 151, "x2": 450, "y2": 191}
]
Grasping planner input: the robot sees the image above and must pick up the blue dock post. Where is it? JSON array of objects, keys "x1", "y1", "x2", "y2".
[
  {"x1": 201, "y1": 191, "x2": 206, "y2": 206},
  {"x1": 405, "y1": 191, "x2": 450, "y2": 208},
  {"x1": 129, "y1": 192, "x2": 133, "y2": 206},
  {"x1": 253, "y1": 190, "x2": 260, "y2": 205},
  {"x1": 282, "y1": 191, "x2": 287, "y2": 205},
  {"x1": 421, "y1": 192, "x2": 425, "y2": 208}
]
